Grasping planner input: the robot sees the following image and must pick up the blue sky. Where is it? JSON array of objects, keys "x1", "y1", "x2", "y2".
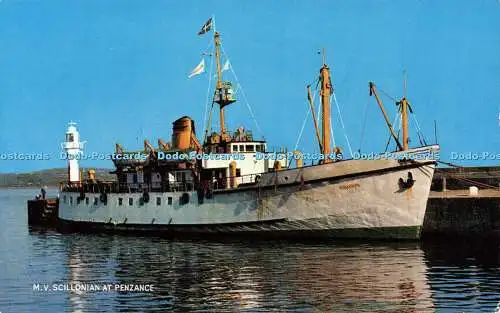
[{"x1": 0, "y1": 0, "x2": 499, "y2": 173}]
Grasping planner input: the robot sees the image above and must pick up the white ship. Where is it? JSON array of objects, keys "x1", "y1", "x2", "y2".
[{"x1": 57, "y1": 18, "x2": 439, "y2": 239}]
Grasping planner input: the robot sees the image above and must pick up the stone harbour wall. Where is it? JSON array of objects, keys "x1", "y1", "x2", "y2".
[{"x1": 423, "y1": 192, "x2": 500, "y2": 238}]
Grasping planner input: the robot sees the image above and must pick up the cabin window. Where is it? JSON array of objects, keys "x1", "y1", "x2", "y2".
[
  {"x1": 168, "y1": 197, "x2": 172, "y2": 205},
  {"x1": 233, "y1": 145, "x2": 238, "y2": 152},
  {"x1": 151, "y1": 172, "x2": 161, "y2": 183},
  {"x1": 69, "y1": 197, "x2": 73, "y2": 205},
  {"x1": 236, "y1": 169, "x2": 241, "y2": 177},
  {"x1": 246, "y1": 145, "x2": 254, "y2": 152},
  {"x1": 94, "y1": 197, "x2": 98, "y2": 205},
  {"x1": 129, "y1": 198, "x2": 133, "y2": 206},
  {"x1": 256, "y1": 145, "x2": 262, "y2": 152},
  {"x1": 175, "y1": 171, "x2": 187, "y2": 182},
  {"x1": 85, "y1": 197, "x2": 89, "y2": 205},
  {"x1": 137, "y1": 171, "x2": 144, "y2": 183},
  {"x1": 156, "y1": 197, "x2": 161, "y2": 205},
  {"x1": 63, "y1": 195, "x2": 67, "y2": 203},
  {"x1": 118, "y1": 198, "x2": 123, "y2": 206},
  {"x1": 239, "y1": 145, "x2": 244, "y2": 152},
  {"x1": 133, "y1": 174, "x2": 138, "y2": 183},
  {"x1": 179, "y1": 194, "x2": 189, "y2": 205},
  {"x1": 66, "y1": 133, "x2": 74, "y2": 142}
]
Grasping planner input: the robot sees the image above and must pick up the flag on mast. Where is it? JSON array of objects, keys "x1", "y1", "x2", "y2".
[
  {"x1": 198, "y1": 18, "x2": 213, "y2": 35},
  {"x1": 188, "y1": 58, "x2": 205, "y2": 78},
  {"x1": 221, "y1": 60, "x2": 230, "y2": 72},
  {"x1": 213, "y1": 60, "x2": 231, "y2": 78}
]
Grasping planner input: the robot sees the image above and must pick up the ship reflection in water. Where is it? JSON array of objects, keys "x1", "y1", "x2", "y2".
[{"x1": 43, "y1": 235, "x2": 498, "y2": 313}]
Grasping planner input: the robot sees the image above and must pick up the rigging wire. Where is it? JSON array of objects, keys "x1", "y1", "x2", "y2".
[
  {"x1": 332, "y1": 91, "x2": 353, "y2": 158},
  {"x1": 394, "y1": 112, "x2": 402, "y2": 148},
  {"x1": 220, "y1": 46, "x2": 263, "y2": 137},
  {"x1": 204, "y1": 99, "x2": 215, "y2": 142},
  {"x1": 379, "y1": 84, "x2": 429, "y2": 147},
  {"x1": 379, "y1": 87, "x2": 397, "y2": 103},
  {"x1": 201, "y1": 36, "x2": 214, "y2": 58},
  {"x1": 395, "y1": 113, "x2": 402, "y2": 143},
  {"x1": 330, "y1": 108, "x2": 336, "y2": 154},
  {"x1": 358, "y1": 97, "x2": 370, "y2": 153},
  {"x1": 385, "y1": 111, "x2": 401, "y2": 152},
  {"x1": 409, "y1": 114, "x2": 423, "y2": 146},
  {"x1": 411, "y1": 112, "x2": 428, "y2": 146},
  {"x1": 316, "y1": 84, "x2": 322, "y2": 153},
  {"x1": 316, "y1": 97, "x2": 321, "y2": 133},
  {"x1": 202, "y1": 43, "x2": 215, "y2": 139},
  {"x1": 293, "y1": 88, "x2": 318, "y2": 152},
  {"x1": 375, "y1": 82, "x2": 430, "y2": 151},
  {"x1": 377, "y1": 86, "x2": 408, "y2": 151}
]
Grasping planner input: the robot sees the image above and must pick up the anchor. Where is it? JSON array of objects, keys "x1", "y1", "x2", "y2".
[{"x1": 399, "y1": 172, "x2": 415, "y2": 190}]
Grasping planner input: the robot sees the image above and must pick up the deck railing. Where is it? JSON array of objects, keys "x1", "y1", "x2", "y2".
[
  {"x1": 59, "y1": 172, "x2": 262, "y2": 194},
  {"x1": 61, "y1": 180, "x2": 197, "y2": 194}
]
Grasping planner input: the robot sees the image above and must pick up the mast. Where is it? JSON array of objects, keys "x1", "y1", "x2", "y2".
[
  {"x1": 212, "y1": 30, "x2": 235, "y2": 143},
  {"x1": 307, "y1": 85, "x2": 323, "y2": 153},
  {"x1": 214, "y1": 31, "x2": 225, "y2": 136},
  {"x1": 400, "y1": 73, "x2": 409, "y2": 150},
  {"x1": 319, "y1": 52, "x2": 332, "y2": 162},
  {"x1": 401, "y1": 97, "x2": 409, "y2": 150},
  {"x1": 369, "y1": 82, "x2": 404, "y2": 151}
]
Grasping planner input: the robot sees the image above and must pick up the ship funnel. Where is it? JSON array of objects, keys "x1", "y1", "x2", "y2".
[{"x1": 172, "y1": 116, "x2": 195, "y2": 150}]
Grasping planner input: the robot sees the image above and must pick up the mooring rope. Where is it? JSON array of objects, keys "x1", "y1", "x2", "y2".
[{"x1": 435, "y1": 160, "x2": 499, "y2": 190}]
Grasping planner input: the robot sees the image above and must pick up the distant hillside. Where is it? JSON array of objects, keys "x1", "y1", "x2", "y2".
[{"x1": 0, "y1": 168, "x2": 115, "y2": 187}]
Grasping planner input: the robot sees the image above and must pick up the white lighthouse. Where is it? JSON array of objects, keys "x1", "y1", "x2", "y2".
[{"x1": 61, "y1": 122, "x2": 85, "y2": 182}]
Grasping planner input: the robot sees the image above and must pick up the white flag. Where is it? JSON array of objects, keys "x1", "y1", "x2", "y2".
[
  {"x1": 222, "y1": 60, "x2": 230, "y2": 72},
  {"x1": 188, "y1": 58, "x2": 205, "y2": 78},
  {"x1": 213, "y1": 60, "x2": 231, "y2": 78}
]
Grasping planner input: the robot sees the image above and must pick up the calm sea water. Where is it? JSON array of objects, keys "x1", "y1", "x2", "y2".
[{"x1": 0, "y1": 188, "x2": 499, "y2": 313}]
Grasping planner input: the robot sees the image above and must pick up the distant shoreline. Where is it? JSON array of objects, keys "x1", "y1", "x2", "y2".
[
  {"x1": 0, "y1": 185, "x2": 60, "y2": 189},
  {"x1": 0, "y1": 168, "x2": 115, "y2": 188}
]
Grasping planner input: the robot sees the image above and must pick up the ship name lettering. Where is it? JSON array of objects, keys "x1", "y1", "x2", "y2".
[{"x1": 339, "y1": 183, "x2": 360, "y2": 190}]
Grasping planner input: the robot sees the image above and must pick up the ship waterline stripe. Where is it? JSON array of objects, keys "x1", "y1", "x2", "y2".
[{"x1": 57, "y1": 218, "x2": 422, "y2": 240}]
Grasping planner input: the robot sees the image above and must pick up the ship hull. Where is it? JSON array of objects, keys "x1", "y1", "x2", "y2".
[{"x1": 58, "y1": 151, "x2": 437, "y2": 240}]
